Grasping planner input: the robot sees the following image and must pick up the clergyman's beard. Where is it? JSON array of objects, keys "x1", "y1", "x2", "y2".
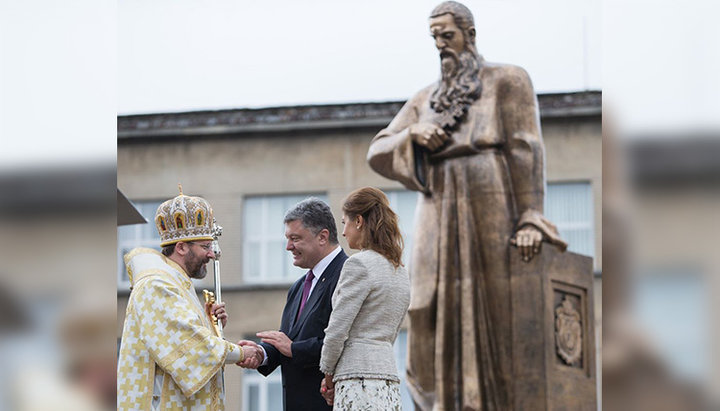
[
  {"x1": 429, "y1": 47, "x2": 483, "y2": 130},
  {"x1": 185, "y1": 251, "x2": 209, "y2": 279}
]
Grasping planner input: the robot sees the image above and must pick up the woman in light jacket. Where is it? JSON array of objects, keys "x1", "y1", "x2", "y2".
[{"x1": 319, "y1": 186, "x2": 411, "y2": 410}]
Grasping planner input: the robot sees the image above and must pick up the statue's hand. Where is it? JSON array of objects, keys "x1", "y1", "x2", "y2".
[
  {"x1": 409, "y1": 123, "x2": 449, "y2": 152},
  {"x1": 510, "y1": 225, "x2": 544, "y2": 262}
]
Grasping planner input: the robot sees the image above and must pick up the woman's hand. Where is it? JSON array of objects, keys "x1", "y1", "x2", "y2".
[{"x1": 320, "y1": 374, "x2": 335, "y2": 406}]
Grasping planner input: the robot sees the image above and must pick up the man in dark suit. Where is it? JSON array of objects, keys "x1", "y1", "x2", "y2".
[{"x1": 243, "y1": 197, "x2": 347, "y2": 411}]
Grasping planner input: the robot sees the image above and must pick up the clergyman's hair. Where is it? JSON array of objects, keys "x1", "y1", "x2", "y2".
[
  {"x1": 284, "y1": 197, "x2": 339, "y2": 244},
  {"x1": 161, "y1": 244, "x2": 176, "y2": 256},
  {"x1": 342, "y1": 187, "x2": 404, "y2": 268}
]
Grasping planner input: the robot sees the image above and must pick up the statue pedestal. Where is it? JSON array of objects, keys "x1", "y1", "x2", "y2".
[{"x1": 510, "y1": 245, "x2": 597, "y2": 410}]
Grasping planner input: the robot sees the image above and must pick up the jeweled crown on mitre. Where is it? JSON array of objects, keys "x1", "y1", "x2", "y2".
[{"x1": 155, "y1": 185, "x2": 215, "y2": 247}]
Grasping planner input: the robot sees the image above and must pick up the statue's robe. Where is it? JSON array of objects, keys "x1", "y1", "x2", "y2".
[
  {"x1": 117, "y1": 248, "x2": 233, "y2": 410},
  {"x1": 368, "y1": 62, "x2": 566, "y2": 410}
]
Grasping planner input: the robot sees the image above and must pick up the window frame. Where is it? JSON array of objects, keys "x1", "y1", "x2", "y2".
[
  {"x1": 384, "y1": 189, "x2": 420, "y2": 267},
  {"x1": 242, "y1": 193, "x2": 327, "y2": 285},
  {"x1": 545, "y1": 181, "x2": 595, "y2": 259}
]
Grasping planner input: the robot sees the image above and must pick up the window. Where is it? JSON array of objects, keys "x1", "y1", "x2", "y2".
[
  {"x1": 117, "y1": 200, "x2": 162, "y2": 286},
  {"x1": 545, "y1": 182, "x2": 594, "y2": 258},
  {"x1": 383, "y1": 190, "x2": 418, "y2": 407},
  {"x1": 386, "y1": 190, "x2": 419, "y2": 267},
  {"x1": 241, "y1": 335, "x2": 282, "y2": 411},
  {"x1": 242, "y1": 365, "x2": 282, "y2": 411},
  {"x1": 243, "y1": 194, "x2": 327, "y2": 284},
  {"x1": 394, "y1": 329, "x2": 415, "y2": 410},
  {"x1": 633, "y1": 268, "x2": 709, "y2": 382}
]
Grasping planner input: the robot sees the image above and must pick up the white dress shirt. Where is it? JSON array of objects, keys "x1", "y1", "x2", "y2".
[{"x1": 307, "y1": 245, "x2": 342, "y2": 298}]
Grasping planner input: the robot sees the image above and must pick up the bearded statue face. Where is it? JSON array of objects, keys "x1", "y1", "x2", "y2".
[
  {"x1": 428, "y1": 12, "x2": 483, "y2": 130},
  {"x1": 430, "y1": 13, "x2": 466, "y2": 59}
]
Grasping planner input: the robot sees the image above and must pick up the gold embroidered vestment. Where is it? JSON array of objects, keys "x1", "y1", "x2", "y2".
[{"x1": 117, "y1": 248, "x2": 232, "y2": 410}]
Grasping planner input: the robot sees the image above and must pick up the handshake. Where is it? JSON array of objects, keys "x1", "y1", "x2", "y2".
[
  {"x1": 208, "y1": 302, "x2": 293, "y2": 369},
  {"x1": 235, "y1": 340, "x2": 264, "y2": 369},
  {"x1": 234, "y1": 331, "x2": 292, "y2": 369}
]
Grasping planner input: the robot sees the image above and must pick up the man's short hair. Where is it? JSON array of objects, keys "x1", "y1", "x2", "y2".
[
  {"x1": 284, "y1": 197, "x2": 338, "y2": 244},
  {"x1": 161, "y1": 243, "x2": 176, "y2": 257}
]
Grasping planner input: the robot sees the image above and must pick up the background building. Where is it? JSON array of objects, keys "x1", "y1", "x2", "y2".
[{"x1": 117, "y1": 90, "x2": 601, "y2": 410}]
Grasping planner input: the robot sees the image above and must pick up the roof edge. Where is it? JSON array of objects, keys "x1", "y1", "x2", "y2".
[{"x1": 118, "y1": 90, "x2": 600, "y2": 140}]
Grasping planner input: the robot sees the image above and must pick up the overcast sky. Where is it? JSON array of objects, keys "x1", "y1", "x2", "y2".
[
  {"x1": 118, "y1": 0, "x2": 601, "y2": 114},
  {"x1": 1, "y1": 0, "x2": 719, "y2": 169}
]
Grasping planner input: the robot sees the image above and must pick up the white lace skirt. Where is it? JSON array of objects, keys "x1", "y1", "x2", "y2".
[{"x1": 334, "y1": 378, "x2": 402, "y2": 410}]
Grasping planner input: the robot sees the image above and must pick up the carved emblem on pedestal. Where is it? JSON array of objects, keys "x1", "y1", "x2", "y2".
[{"x1": 555, "y1": 295, "x2": 582, "y2": 366}]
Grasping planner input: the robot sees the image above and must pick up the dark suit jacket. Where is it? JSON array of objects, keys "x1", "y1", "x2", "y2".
[{"x1": 258, "y1": 249, "x2": 348, "y2": 411}]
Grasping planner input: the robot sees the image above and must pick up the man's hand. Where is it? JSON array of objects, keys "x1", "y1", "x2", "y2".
[
  {"x1": 510, "y1": 225, "x2": 544, "y2": 262},
  {"x1": 320, "y1": 374, "x2": 335, "y2": 406},
  {"x1": 236, "y1": 340, "x2": 263, "y2": 369},
  {"x1": 257, "y1": 331, "x2": 293, "y2": 358},
  {"x1": 205, "y1": 302, "x2": 227, "y2": 328},
  {"x1": 409, "y1": 122, "x2": 449, "y2": 152}
]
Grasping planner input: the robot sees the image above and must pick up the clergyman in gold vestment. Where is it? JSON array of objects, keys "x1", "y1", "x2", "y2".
[
  {"x1": 117, "y1": 191, "x2": 262, "y2": 410},
  {"x1": 367, "y1": 2, "x2": 567, "y2": 409}
]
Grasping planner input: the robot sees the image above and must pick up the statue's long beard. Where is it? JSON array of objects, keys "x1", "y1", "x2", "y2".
[{"x1": 429, "y1": 48, "x2": 483, "y2": 130}]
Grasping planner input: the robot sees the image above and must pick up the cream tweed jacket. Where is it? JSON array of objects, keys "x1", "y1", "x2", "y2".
[{"x1": 319, "y1": 249, "x2": 410, "y2": 382}]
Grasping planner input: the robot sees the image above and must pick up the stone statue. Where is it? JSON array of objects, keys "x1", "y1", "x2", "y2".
[{"x1": 367, "y1": 2, "x2": 568, "y2": 409}]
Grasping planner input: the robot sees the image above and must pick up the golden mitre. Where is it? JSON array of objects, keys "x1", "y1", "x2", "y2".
[{"x1": 155, "y1": 185, "x2": 214, "y2": 247}]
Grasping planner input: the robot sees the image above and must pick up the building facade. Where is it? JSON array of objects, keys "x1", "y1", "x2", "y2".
[{"x1": 117, "y1": 91, "x2": 601, "y2": 410}]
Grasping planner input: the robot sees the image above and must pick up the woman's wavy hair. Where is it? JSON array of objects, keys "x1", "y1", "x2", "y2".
[{"x1": 342, "y1": 187, "x2": 404, "y2": 268}]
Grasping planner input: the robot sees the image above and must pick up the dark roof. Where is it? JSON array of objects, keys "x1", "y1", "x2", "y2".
[
  {"x1": 629, "y1": 135, "x2": 720, "y2": 188},
  {"x1": 118, "y1": 189, "x2": 147, "y2": 226},
  {"x1": 0, "y1": 167, "x2": 116, "y2": 217},
  {"x1": 118, "y1": 91, "x2": 601, "y2": 140}
]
